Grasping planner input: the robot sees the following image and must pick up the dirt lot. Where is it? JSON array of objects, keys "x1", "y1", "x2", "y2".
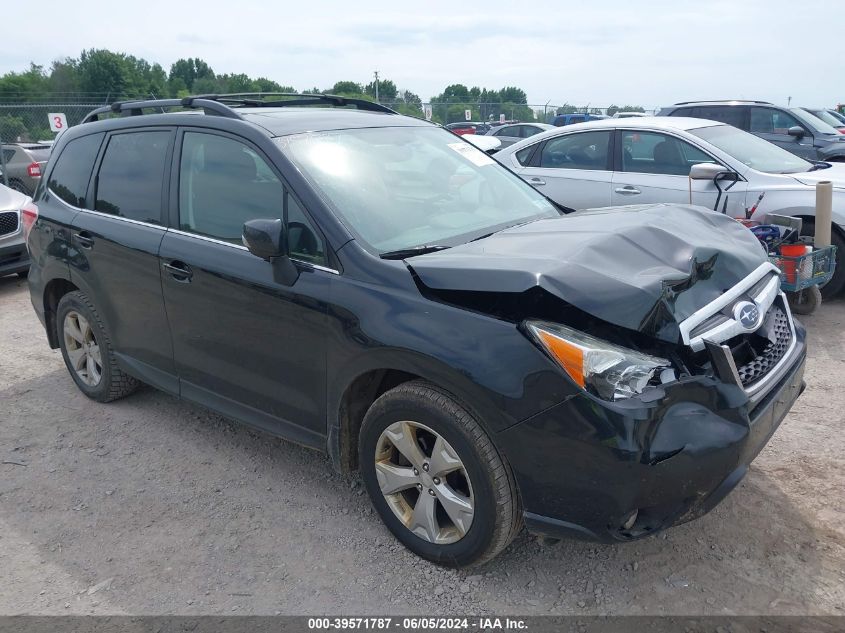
[{"x1": 1, "y1": 274, "x2": 844, "y2": 616}]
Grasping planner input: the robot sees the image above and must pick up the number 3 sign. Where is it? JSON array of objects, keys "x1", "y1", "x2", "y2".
[{"x1": 48, "y1": 113, "x2": 68, "y2": 133}]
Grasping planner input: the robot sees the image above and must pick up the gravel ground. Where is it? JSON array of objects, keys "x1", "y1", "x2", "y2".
[{"x1": 1, "y1": 275, "x2": 844, "y2": 616}]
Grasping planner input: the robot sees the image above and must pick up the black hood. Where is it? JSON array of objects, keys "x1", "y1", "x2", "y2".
[{"x1": 407, "y1": 204, "x2": 768, "y2": 343}]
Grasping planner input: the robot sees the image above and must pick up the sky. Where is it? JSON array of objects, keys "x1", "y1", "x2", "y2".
[{"x1": 3, "y1": 0, "x2": 843, "y2": 110}]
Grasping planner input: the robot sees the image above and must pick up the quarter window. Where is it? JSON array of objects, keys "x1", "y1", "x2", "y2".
[
  {"x1": 621, "y1": 131, "x2": 715, "y2": 176},
  {"x1": 515, "y1": 145, "x2": 535, "y2": 166},
  {"x1": 539, "y1": 131, "x2": 611, "y2": 170},
  {"x1": 47, "y1": 133, "x2": 104, "y2": 208},
  {"x1": 95, "y1": 131, "x2": 171, "y2": 223}
]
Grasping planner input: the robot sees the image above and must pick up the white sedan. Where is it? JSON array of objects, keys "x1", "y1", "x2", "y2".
[{"x1": 496, "y1": 116, "x2": 845, "y2": 296}]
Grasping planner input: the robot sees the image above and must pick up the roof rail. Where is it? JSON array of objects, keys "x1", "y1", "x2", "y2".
[
  {"x1": 81, "y1": 97, "x2": 244, "y2": 124},
  {"x1": 673, "y1": 100, "x2": 773, "y2": 106},
  {"x1": 204, "y1": 92, "x2": 398, "y2": 114},
  {"x1": 81, "y1": 93, "x2": 398, "y2": 125}
]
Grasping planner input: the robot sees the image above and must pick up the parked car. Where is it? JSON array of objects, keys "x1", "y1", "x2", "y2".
[
  {"x1": 658, "y1": 100, "x2": 845, "y2": 162},
  {"x1": 551, "y1": 113, "x2": 607, "y2": 126},
  {"x1": 496, "y1": 116, "x2": 845, "y2": 297},
  {"x1": 462, "y1": 134, "x2": 501, "y2": 153},
  {"x1": 484, "y1": 123, "x2": 554, "y2": 149},
  {"x1": 27, "y1": 95, "x2": 806, "y2": 567},
  {"x1": 0, "y1": 182, "x2": 34, "y2": 278},
  {"x1": 445, "y1": 122, "x2": 491, "y2": 136},
  {"x1": 826, "y1": 109, "x2": 845, "y2": 126},
  {"x1": 800, "y1": 108, "x2": 845, "y2": 133},
  {"x1": 612, "y1": 112, "x2": 647, "y2": 118},
  {"x1": 1, "y1": 142, "x2": 52, "y2": 195}
]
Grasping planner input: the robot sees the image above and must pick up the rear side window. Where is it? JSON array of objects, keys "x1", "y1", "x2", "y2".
[
  {"x1": 95, "y1": 131, "x2": 171, "y2": 223},
  {"x1": 693, "y1": 106, "x2": 745, "y2": 128},
  {"x1": 47, "y1": 133, "x2": 104, "y2": 208}
]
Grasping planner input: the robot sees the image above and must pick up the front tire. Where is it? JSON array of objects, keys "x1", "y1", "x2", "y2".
[
  {"x1": 359, "y1": 381, "x2": 521, "y2": 567},
  {"x1": 57, "y1": 291, "x2": 138, "y2": 402}
]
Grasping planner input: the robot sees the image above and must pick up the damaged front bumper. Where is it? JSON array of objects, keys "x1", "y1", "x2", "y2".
[{"x1": 498, "y1": 322, "x2": 807, "y2": 543}]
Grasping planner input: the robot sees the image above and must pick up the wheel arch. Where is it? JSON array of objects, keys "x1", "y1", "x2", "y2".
[
  {"x1": 43, "y1": 277, "x2": 80, "y2": 348},
  {"x1": 328, "y1": 355, "x2": 510, "y2": 474}
]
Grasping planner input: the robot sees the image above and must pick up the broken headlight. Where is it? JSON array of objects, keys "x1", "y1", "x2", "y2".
[{"x1": 525, "y1": 320, "x2": 671, "y2": 402}]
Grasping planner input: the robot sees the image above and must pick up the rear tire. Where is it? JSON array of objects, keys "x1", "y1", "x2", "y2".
[
  {"x1": 800, "y1": 220, "x2": 845, "y2": 299},
  {"x1": 359, "y1": 380, "x2": 521, "y2": 567},
  {"x1": 57, "y1": 291, "x2": 139, "y2": 402}
]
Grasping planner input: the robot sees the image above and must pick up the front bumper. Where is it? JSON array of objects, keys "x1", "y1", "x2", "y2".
[
  {"x1": 0, "y1": 241, "x2": 29, "y2": 276},
  {"x1": 499, "y1": 323, "x2": 807, "y2": 543}
]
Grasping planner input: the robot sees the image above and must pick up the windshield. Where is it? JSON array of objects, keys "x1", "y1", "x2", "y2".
[
  {"x1": 691, "y1": 124, "x2": 813, "y2": 174},
  {"x1": 805, "y1": 109, "x2": 845, "y2": 129},
  {"x1": 790, "y1": 108, "x2": 840, "y2": 135},
  {"x1": 277, "y1": 126, "x2": 559, "y2": 253}
]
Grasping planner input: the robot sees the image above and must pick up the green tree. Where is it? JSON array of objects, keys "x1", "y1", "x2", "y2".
[
  {"x1": 329, "y1": 81, "x2": 363, "y2": 95},
  {"x1": 77, "y1": 49, "x2": 130, "y2": 98},
  {"x1": 498, "y1": 86, "x2": 527, "y2": 105},
  {"x1": 365, "y1": 78, "x2": 397, "y2": 102},
  {"x1": 606, "y1": 104, "x2": 619, "y2": 116},
  {"x1": 168, "y1": 57, "x2": 215, "y2": 92}
]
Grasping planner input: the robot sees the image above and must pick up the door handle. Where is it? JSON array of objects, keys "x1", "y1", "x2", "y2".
[
  {"x1": 163, "y1": 260, "x2": 193, "y2": 282},
  {"x1": 527, "y1": 177, "x2": 546, "y2": 186},
  {"x1": 614, "y1": 186, "x2": 641, "y2": 195},
  {"x1": 74, "y1": 231, "x2": 94, "y2": 249}
]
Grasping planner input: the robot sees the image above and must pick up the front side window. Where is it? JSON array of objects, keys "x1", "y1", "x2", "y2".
[
  {"x1": 47, "y1": 133, "x2": 104, "y2": 208},
  {"x1": 621, "y1": 131, "x2": 715, "y2": 176},
  {"x1": 277, "y1": 126, "x2": 558, "y2": 254},
  {"x1": 95, "y1": 131, "x2": 170, "y2": 223},
  {"x1": 750, "y1": 108, "x2": 802, "y2": 135},
  {"x1": 539, "y1": 131, "x2": 611, "y2": 170},
  {"x1": 179, "y1": 132, "x2": 326, "y2": 265},
  {"x1": 179, "y1": 132, "x2": 284, "y2": 243}
]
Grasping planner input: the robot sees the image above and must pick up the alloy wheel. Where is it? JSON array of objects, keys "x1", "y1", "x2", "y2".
[
  {"x1": 374, "y1": 420, "x2": 474, "y2": 544},
  {"x1": 63, "y1": 311, "x2": 102, "y2": 386}
]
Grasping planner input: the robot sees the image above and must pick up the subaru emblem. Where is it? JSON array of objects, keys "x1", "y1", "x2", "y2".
[{"x1": 734, "y1": 301, "x2": 761, "y2": 331}]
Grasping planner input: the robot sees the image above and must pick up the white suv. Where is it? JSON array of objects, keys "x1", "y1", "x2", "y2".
[{"x1": 496, "y1": 116, "x2": 845, "y2": 296}]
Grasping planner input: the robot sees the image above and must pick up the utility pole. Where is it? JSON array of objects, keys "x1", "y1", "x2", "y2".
[
  {"x1": 374, "y1": 70, "x2": 379, "y2": 103},
  {"x1": 787, "y1": 96, "x2": 792, "y2": 106}
]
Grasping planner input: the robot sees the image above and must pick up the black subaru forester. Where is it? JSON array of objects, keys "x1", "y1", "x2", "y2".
[{"x1": 25, "y1": 94, "x2": 806, "y2": 567}]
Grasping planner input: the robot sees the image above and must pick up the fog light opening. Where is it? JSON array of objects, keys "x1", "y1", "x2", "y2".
[{"x1": 621, "y1": 510, "x2": 639, "y2": 531}]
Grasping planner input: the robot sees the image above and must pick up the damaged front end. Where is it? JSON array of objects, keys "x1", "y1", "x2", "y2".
[{"x1": 406, "y1": 205, "x2": 808, "y2": 541}]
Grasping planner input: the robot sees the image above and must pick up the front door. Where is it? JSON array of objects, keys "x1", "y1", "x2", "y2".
[
  {"x1": 159, "y1": 129, "x2": 331, "y2": 447},
  {"x1": 749, "y1": 107, "x2": 816, "y2": 160},
  {"x1": 611, "y1": 129, "x2": 748, "y2": 216}
]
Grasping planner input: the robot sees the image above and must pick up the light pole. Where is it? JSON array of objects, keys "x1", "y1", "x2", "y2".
[{"x1": 374, "y1": 70, "x2": 379, "y2": 103}]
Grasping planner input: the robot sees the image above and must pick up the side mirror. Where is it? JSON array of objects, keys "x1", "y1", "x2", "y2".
[
  {"x1": 689, "y1": 163, "x2": 731, "y2": 181},
  {"x1": 243, "y1": 218, "x2": 284, "y2": 261},
  {"x1": 788, "y1": 126, "x2": 805, "y2": 138},
  {"x1": 242, "y1": 218, "x2": 299, "y2": 286}
]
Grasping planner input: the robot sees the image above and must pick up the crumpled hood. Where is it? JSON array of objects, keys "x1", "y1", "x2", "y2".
[
  {"x1": 408, "y1": 204, "x2": 768, "y2": 343},
  {"x1": 791, "y1": 163, "x2": 845, "y2": 188}
]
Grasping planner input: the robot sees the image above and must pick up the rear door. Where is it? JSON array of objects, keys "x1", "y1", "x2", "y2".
[
  {"x1": 70, "y1": 127, "x2": 177, "y2": 392},
  {"x1": 158, "y1": 128, "x2": 330, "y2": 447},
  {"x1": 610, "y1": 129, "x2": 748, "y2": 215},
  {"x1": 749, "y1": 106, "x2": 816, "y2": 159},
  {"x1": 513, "y1": 129, "x2": 613, "y2": 209},
  {"x1": 491, "y1": 125, "x2": 521, "y2": 148}
]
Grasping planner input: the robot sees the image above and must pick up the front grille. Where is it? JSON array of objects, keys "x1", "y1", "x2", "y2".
[
  {"x1": 735, "y1": 304, "x2": 792, "y2": 386},
  {"x1": 0, "y1": 211, "x2": 18, "y2": 236}
]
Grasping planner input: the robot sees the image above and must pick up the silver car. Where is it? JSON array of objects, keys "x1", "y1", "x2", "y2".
[
  {"x1": 485, "y1": 123, "x2": 554, "y2": 149},
  {"x1": 0, "y1": 183, "x2": 32, "y2": 278}
]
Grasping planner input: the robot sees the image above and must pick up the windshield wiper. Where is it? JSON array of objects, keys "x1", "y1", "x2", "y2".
[
  {"x1": 808, "y1": 161, "x2": 832, "y2": 171},
  {"x1": 379, "y1": 245, "x2": 451, "y2": 260}
]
